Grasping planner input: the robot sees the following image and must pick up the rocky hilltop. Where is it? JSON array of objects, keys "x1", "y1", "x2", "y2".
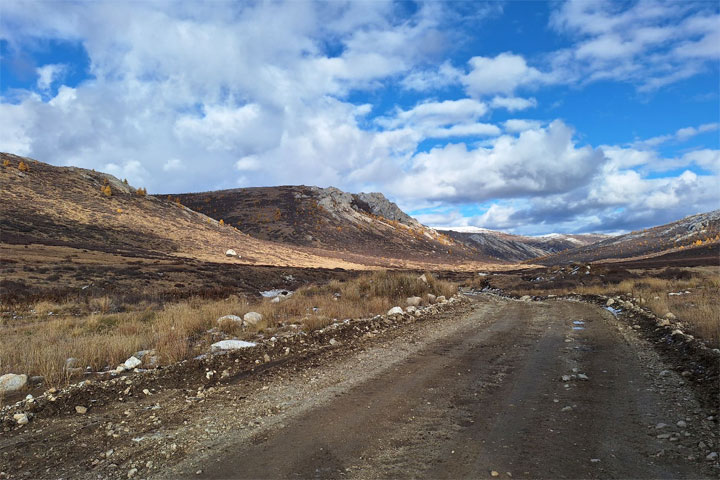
[{"x1": 176, "y1": 186, "x2": 484, "y2": 262}]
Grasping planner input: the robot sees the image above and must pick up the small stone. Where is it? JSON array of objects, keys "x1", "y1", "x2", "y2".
[
  {"x1": 657, "y1": 433, "x2": 671, "y2": 439},
  {"x1": 263, "y1": 353, "x2": 271, "y2": 362},
  {"x1": 13, "y1": 413, "x2": 29, "y2": 425},
  {"x1": 561, "y1": 406, "x2": 573, "y2": 412},
  {"x1": 128, "y1": 468, "x2": 138, "y2": 478},
  {"x1": 676, "y1": 420, "x2": 687, "y2": 428},
  {"x1": 75, "y1": 405, "x2": 88, "y2": 414},
  {"x1": 490, "y1": 471, "x2": 499, "y2": 477},
  {"x1": 561, "y1": 375, "x2": 571, "y2": 382},
  {"x1": 655, "y1": 423, "x2": 667, "y2": 429},
  {"x1": 143, "y1": 389, "x2": 151, "y2": 395},
  {"x1": 706, "y1": 452, "x2": 718, "y2": 462},
  {"x1": 329, "y1": 338, "x2": 338, "y2": 345},
  {"x1": 590, "y1": 458, "x2": 601, "y2": 463},
  {"x1": 577, "y1": 373, "x2": 589, "y2": 380}
]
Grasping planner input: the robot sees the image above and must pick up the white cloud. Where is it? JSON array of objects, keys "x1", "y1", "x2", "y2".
[
  {"x1": 401, "y1": 61, "x2": 462, "y2": 91},
  {"x1": 633, "y1": 122, "x2": 719, "y2": 147},
  {"x1": 549, "y1": 1, "x2": 720, "y2": 90},
  {"x1": 503, "y1": 119, "x2": 543, "y2": 133},
  {"x1": 490, "y1": 96, "x2": 537, "y2": 112},
  {"x1": 389, "y1": 120, "x2": 604, "y2": 202},
  {"x1": 462, "y1": 52, "x2": 544, "y2": 97},
  {"x1": 36, "y1": 64, "x2": 66, "y2": 92}
]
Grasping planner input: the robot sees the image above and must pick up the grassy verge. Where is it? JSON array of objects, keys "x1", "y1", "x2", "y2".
[{"x1": 0, "y1": 271, "x2": 456, "y2": 389}]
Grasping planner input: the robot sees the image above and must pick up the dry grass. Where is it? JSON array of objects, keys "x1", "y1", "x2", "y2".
[
  {"x1": 0, "y1": 271, "x2": 456, "y2": 388},
  {"x1": 552, "y1": 268, "x2": 717, "y2": 347}
]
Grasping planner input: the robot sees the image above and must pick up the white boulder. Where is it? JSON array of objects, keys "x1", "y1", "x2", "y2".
[
  {"x1": 211, "y1": 340, "x2": 257, "y2": 352},
  {"x1": 0, "y1": 373, "x2": 28, "y2": 393},
  {"x1": 606, "y1": 298, "x2": 615, "y2": 306},
  {"x1": 664, "y1": 312, "x2": 677, "y2": 321},
  {"x1": 387, "y1": 306, "x2": 404, "y2": 316},
  {"x1": 243, "y1": 312, "x2": 263, "y2": 326},
  {"x1": 123, "y1": 356, "x2": 142, "y2": 370},
  {"x1": 426, "y1": 294, "x2": 436, "y2": 303},
  {"x1": 418, "y1": 274, "x2": 428, "y2": 283},
  {"x1": 225, "y1": 249, "x2": 238, "y2": 257},
  {"x1": 436, "y1": 296, "x2": 447, "y2": 303},
  {"x1": 406, "y1": 296, "x2": 422, "y2": 307}
]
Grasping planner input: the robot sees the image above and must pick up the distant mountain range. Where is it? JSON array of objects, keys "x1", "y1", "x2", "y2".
[{"x1": 435, "y1": 227, "x2": 609, "y2": 263}]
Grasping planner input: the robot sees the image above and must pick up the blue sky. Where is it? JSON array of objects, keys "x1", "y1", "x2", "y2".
[{"x1": 1, "y1": 1, "x2": 718, "y2": 235}]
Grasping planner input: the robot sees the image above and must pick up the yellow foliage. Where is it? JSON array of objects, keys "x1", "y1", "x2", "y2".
[
  {"x1": 18, "y1": 161, "x2": 29, "y2": 172},
  {"x1": 2, "y1": 159, "x2": 10, "y2": 167},
  {"x1": 219, "y1": 219, "x2": 225, "y2": 226},
  {"x1": 101, "y1": 185, "x2": 112, "y2": 197},
  {"x1": 116, "y1": 208, "x2": 123, "y2": 214},
  {"x1": 136, "y1": 187, "x2": 147, "y2": 196}
]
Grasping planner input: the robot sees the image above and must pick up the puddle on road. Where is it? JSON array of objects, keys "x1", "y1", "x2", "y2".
[
  {"x1": 572, "y1": 326, "x2": 585, "y2": 330},
  {"x1": 573, "y1": 321, "x2": 585, "y2": 325},
  {"x1": 572, "y1": 320, "x2": 585, "y2": 330},
  {"x1": 605, "y1": 306, "x2": 621, "y2": 316}
]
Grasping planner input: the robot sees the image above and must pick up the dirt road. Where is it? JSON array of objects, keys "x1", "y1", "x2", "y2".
[
  {"x1": 164, "y1": 296, "x2": 716, "y2": 479},
  {"x1": 2, "y1": 295, "x2": 717, "y2": 479}
]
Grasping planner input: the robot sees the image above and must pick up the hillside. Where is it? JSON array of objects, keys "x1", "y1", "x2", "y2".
[
  {"x1": 437, "y1": 227, "x2": 608, "y2": 262},
  {"x1": 533, "y1": 210, "x2": 720, "y2": 265},
  {"x1": 176, "y1": 186, "x2": 485, "y2": 262}
]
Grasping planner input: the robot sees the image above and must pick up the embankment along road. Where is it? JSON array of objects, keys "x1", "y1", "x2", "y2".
[{"x1": 164, "y1": 296, "x2": 717, "y2": 479}]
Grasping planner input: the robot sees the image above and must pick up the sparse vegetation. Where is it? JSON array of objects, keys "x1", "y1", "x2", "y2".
[
  {"x1": 3, "y1": 159, "x2": 10, "y2": 167},
  {"x1": 101, "y1": 185, "x2": 112, "y2": 197},
  {"x1": 136, "y1": 187, "x2": 147, "y2": 196},
  {"x1": 18, "y1": 161, "x2": 29, "y2": 172},
  {"x1": 0, "y1": 272, "x2": 457, "y2": 387}
]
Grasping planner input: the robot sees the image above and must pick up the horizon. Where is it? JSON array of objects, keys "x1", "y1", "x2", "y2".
[{"x1": 1, "y1": 1, "x2": 719, "y2": 235}]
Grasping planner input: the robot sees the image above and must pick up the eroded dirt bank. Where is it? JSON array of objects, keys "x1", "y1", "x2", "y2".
[{"x1": 1, "y1": 295, "x2": 718, "y2": 479}]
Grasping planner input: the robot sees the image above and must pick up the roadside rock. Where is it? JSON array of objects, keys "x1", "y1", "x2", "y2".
[
  {"x1": 519, "y1": 295, "x2": 532, "y2": 301},
  {"x1": 123, "y1": 356, "x2": 142, "y2": 370},
  {"x1": 436, "y1": 296, "x2": 447, "y2": 303},
  {"x1": 210, "y1": 340, "x2": 257, "y2": 352},
  {"x1": 0, "y1": 373, "x2": 28, "y2": 393},
  {"x1": 427, "y1": 294, "x2": 436, "y2": 304},
  {"x1": 387, "y1": 307, "x2": 404, "y2": 316},
  {"x1": 664, "y1": 312, "x2": 677, "y2": 321},
  {"x1": 706, "y1": 452, "x2": 718, "y2": 462},
  {"x1": 13, "y1": 413, "x2": 29, "y2": 425},
  {"x1": 418, "y1": 274, "x2": 427, "y2": 283},
  {"x1": 243, "y1": 312, "x2": 263, "y2": 326},
  {"x1": 406, "y1": 297, "x2": 422, "y2": 307},
  {"x1": 75, "y1": 405, "x2": 88, "y2": 414},
  {"x1": 225, "y1": 249, "x2": 238, "y2": 257},
  {"x1": 606, "y1": 298, "x2": 615, "y2": 306}
]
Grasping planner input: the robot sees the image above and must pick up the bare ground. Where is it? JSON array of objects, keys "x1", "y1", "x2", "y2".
[{"x1": 1, "y1": 295, "x2": 718, "y2": 479}]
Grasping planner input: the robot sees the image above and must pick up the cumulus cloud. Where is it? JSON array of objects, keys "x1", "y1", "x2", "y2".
[
  {"x1": 389, "y1": 120, "x2": 604, "y2": 203},
  {"x1": 461, "y1": 52, "x2": 545, "y2": 97}
]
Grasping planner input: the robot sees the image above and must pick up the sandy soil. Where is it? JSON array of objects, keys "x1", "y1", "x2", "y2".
[{"x1": 1, "y1": 295, "x2": 717, "y2": 479}]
